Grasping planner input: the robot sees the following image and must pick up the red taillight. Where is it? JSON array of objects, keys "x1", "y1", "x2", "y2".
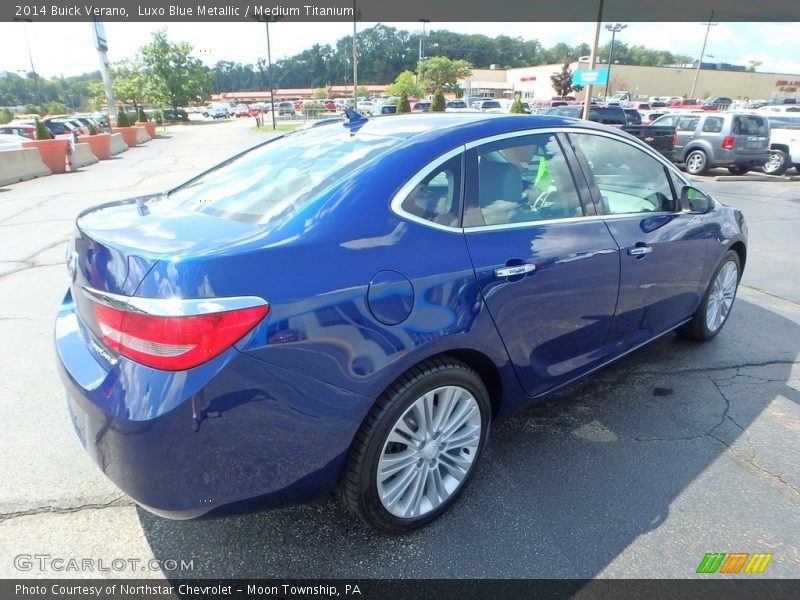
[
  {"x1": 92, "y1": 302, "x2": 268, "y2": 371},
  {"x1": 672, "y1": 129, "x2": 678, "y2": 147},
  {"x1": 722, "y1": 135, "x2": 735, "y2": 150}
]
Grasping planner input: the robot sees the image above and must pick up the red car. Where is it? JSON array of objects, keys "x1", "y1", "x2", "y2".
[
  {"x1": 234, "y1": 104, "x2": 250, "y2": 118},
  {"x1": 0, "y1": 124, "x2": 35, "y2": 139}
]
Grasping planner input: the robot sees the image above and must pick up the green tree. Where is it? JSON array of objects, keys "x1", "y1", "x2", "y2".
[
  {"x1": 550, "y1": 59, "x2": 583, "y2": 98},
  {"x1": 34, "y1": 118, "x2": 52, "y2": 140},
  {"x1": 111, "y1": 58, "x2": 148, "y2": 112},
  {"x1": 509, "y1": 95, "x2": 525, "y2": 113},
  {"x1": 387, "y1": 70, "x2": 424, "y2": 98},
  {"x1": 140, "y1": 30, "x2": 212, "y2": 112},
  {"x1": 431, "y1": 87, "x2": 446, "y2": 112},
  {"x1": 356, "y1": 85, "x2": 371, "y2": 97},
  {"x1": 0, "y1": 108, "x2": 12, "y2": 124},
  {"x1": 417, "y1": 56, "x2": 472, "y2": 92},
  {"x1": 397, "y1": 91, "x2": 411, "y2": 113},
  {"x1": 312, "y1": 86, "x2": 329, "y2": 99}
]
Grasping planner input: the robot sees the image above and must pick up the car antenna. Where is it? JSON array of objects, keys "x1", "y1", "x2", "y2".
[{"x1": 343, "y1": 108, "x2": 368, "y2": 132}]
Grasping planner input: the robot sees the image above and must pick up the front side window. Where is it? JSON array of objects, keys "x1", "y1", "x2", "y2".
[
  {"x1": 676, "y1": 116, "x2": 700, "y2": 131},
  {"x1": 400, "y1": 154, "x2": 462, "y2": 227},
  {"x1": 571, "y1": 133, "x2": 676, "y2": 215},
  {"x1": 469, "y1": 132, "x2": 583, "y2": 226}
]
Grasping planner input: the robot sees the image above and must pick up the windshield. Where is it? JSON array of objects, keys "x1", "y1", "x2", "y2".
[{"x1": 167, "y1": 127, "x2": 398, "y2": 224}]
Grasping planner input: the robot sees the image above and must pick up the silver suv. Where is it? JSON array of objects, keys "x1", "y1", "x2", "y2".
[{"x1": 670, "y1": 112, "x2": 770, "y2": 175}]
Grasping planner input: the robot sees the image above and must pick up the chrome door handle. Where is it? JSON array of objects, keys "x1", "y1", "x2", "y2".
[
  {"x1": 495, "y1": 263, "x2": 536, "y2": 278},
  {"x1": 627, "y1": 246, "x2": 653, "y2": 256}
]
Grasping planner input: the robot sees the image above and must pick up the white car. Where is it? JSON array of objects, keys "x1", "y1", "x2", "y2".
[
  {"x1": 762, "y1": 114, "x2": 800, "y2": 175},
  {"x1": 472, "y1": 99, "x2": 505, "y2": 113},
  {"x1": 0, "y1": 133, "x2": 28, "y2": 148}
]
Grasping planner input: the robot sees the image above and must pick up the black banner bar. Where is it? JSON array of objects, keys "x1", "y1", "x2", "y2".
[
  {"x1": 5, "y1": 0, "x2": 800, "y2": 23},
  {"x1": 2, "y1": 579, "x2": 800, "y2": 600}
]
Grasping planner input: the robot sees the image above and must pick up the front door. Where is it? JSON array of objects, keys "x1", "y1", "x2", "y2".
[{"x1": 463, "y1": 131, "x2": 620, "y2": 397}]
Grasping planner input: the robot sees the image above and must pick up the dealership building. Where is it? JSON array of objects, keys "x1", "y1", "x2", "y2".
[{"x1": 461, "y1": 62, "x2": 800, "y2": 102}]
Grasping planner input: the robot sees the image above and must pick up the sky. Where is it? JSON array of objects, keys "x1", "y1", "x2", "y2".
[{"x1": 2, "y1": 21, "x2": 800, "y2": 79}]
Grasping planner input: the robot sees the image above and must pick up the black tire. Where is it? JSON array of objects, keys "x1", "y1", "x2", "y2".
[
  {"x1": 794, "y1": 164, "x2": 800, "y2": 174},
  {"x1": 762, "y1": 149, "x2": 789, "y2": 176},
  {"x1": 727, "y1": 166, "x2": 749, "y2": 176},
  {"x1": 340, "y1": 357, "x2": 491, "y2": 533},
  {"x1": 678, "y1": 250, "x2": 741, "y2": 341},
  {"x1": 685, "y1": 149, "x2": 709, "y2": 175}
]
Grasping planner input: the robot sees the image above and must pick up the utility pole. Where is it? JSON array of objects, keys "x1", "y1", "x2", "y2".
[
  {"x1": 419, "y1": 19, "x2": 429, "y2": 62},
  {"x1": 265, "y1": 18, "x2": 277, "y2": 130},
  {"x1": 14, "y1": 18, "x2": 44, "y2": 115},
  {"x1": 582, "y1": 0, "x2": 605, "y2": 120},
  {"x1": 90, "y1": 19, "x2": 115, "y2": 126},
  {"x1": 690, "y1": 11, "x2": 717, "y2": 98},
  {"x1": 352, "y1": 0, "x2": 358, "y2": 109}
]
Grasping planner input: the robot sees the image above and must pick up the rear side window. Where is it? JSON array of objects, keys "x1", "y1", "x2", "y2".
[
  {"x1": 400, "y1": 154, "x2": 462, "y2": 227},
  {"x1": 733, "y1": 116, "x2": 768, "y2": 136},
  {"x1": 168, "y1": 128, "x2": 397, "y2": 224},
  {"x1": 702, "y1": 117, "x2": 724, "y2": 133}
]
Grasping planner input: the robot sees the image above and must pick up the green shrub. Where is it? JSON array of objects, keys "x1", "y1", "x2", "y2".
[
  {"x1": 137, "y1": 107, "x2": 148, "y2": 122},
  {"x1": 117, "y1": 108, "x2": 131, "y2": 127},
  {"x1": 397, "y1": 92, "x2": 411, "y2": 114},
  {"x1": 0, "y1": 108, "x2": 13, "y2": 124},
  {"x1": 509, "y1": 96, "x2": 525, "y2": 114},
  {"x1": 34, "y1": 118, "x2": 52, "y2": 140},
  {"x1": 88, "y1": 122, "x2": 98, "y2": 135},
  {"x1": 431, "y1": 88, "x2": 446, "y2": 112}
]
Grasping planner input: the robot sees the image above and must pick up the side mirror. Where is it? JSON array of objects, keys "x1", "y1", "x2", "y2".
[{"x1": 681, "y1": 185, "x2": 713, "y2": 214}]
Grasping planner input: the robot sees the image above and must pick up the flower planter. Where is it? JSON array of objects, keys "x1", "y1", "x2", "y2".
[
  {"x1": 138, "y1": 121, "x2": 157, "y2": 137},
  {"x1": 77, "y1": 133, "x2": 111, "y2": 160},
  {"x1": 21, "y1": 138, "x2": 69, "y2": 174},
  {"x1": 111, "y1": 126, "x2": 139, "y2": 148}
]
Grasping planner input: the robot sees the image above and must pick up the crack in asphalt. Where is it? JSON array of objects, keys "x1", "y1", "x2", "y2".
[
  {"x1": 0, "y1": 496, "x2": 135, "y2": 523},
  {"x1": 0, "y1": 239, "x2": 70, "y2": 281}
]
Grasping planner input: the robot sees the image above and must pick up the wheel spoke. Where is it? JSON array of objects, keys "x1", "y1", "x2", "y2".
[
  {"x1": 382, "y1": 463, "x2": 419, "y2": 509},
  {"x1": 441, "y1": 401, "x2": 478, "y2": 441},
  {"x1": 378, "y1": 450, "x2": 418, "y2": 480},
  {"x1": 431, "y1": 386, "x2": 458, "y2": 434},
  {"x1": 439, "y1": 451, "x2": 471, "y2": 480},
  {"x1": 386, "y1": 417, "x2": 424, "y2": 447},
  {"x1": 443, "y1": 424, "x2": 481, "y2": 450},
  {"x1": 404, "y1": 467, "x2": 427, "y2": 518}
]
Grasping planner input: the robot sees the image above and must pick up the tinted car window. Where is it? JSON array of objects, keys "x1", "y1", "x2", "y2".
[
  {"x1": 702, "y1": 117, "x2": 724, "y2": 133},
  {"x1": 168, "y1": 128, "x2": 397, "y2": 224},
  {"x1": 572, "y1": 133, "x2": 676, "y2": 215},
  {"x1": 400, "y1": 154, "x2": 462, "y2": 227},
  {"x1": 471, "y1": 133, "x2": 583, "y2": 226},
  {"x1": 733, "y1": 115, "x2": 768, "y2": 136},
  {"x1": 650, "y1": 115, "x2": 677, "y2": 127},
  {"x1": 767, "y1": 116, "x2": 800, "y2": 129}
]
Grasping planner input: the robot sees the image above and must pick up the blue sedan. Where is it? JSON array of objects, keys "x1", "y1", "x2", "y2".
[{"x1": 56, "y1": 112, "x2": 747, "y2": 532}]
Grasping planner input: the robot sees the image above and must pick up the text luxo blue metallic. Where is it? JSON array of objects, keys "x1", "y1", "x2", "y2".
[{"x1": 56, "y1": 113, "x2": 747, "y2": 532}]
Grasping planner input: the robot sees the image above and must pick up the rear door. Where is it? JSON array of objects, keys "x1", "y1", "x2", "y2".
[
  {"x1": 463, "y1": 130, "x2": 620, "y2": 396},
  {"x1": 569, "y1": 131, "x2": 709, "y2": 354},
  {"x1": 732, "y1": 114, "x2": 770, "y2": 152}
]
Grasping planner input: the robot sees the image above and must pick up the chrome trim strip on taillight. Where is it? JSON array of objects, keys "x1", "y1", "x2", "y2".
[{"x1": 81, "y1": 286, "x2": 269, "y2": 317}]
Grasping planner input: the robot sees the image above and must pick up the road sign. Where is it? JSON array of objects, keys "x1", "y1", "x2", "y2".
[{"x1": 573, "y1": 69, "x2": 608, "y2": 86}]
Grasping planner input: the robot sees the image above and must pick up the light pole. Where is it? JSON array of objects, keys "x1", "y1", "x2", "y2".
[
  {"x1": 603, "y1": 23, "x2": 626, "y2": 99},
  {"x1": 690, "y1": 11, "x2": 717, "y2": 98},
  {"x1": 352, "y1": 0, "x2": 359, "y2": 109},
  {"x1": 583, "y1": 0, "x2": 606, "y2": 120},
  {"x1": 14, "y1": 18, "x2": 43, "y2": 114},
  {"x1": 265, "y1": 17, "x2": 279, "y2": 130},
  {"x1": 419, "y1": 19, "x2": 429, "y2": 62}
]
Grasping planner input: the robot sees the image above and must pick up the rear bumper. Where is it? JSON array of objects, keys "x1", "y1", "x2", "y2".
[
  {"x1": 714, "y1": 149, "x2": 770, "y2": 167},
  {"x1": 56, "y1": 290, "x2": 374, "y2": 519}
]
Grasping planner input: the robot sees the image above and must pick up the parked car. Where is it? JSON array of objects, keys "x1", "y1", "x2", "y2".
[
  {"x1": 446, "y1": 100, "x2": 468, "y2": 110},
  {"x1": 56, "y1": 113, "x2": 746, "y2": 533},
  {"x1": 208, "y1": 105, "x2": 230, "y2": 119},
  {"x1": 234, "y1": 104, "x2": 250, "y2": 118},
  {"x1": 667, "y1": 98, "x2": 700, "y2": 108},
  {"x1": 42, "y1": 118, "x2": 79, "y2": 140},
  {"x1": 0, "y1": 132, "x2": 28, "y2": 148},
  {"x1": 545, "y1": 105, "x2": 627, "y2": 126},
  {"x1": 0, "y1": 124, "x2": 35, "y2": 139},
  {"x1": 671, "y1": 112, "x2": 771, "y2": 175},
  {"x1": 623, "y1": 109, "x2": 642, "y2": 125},
  {"x1": 701, "y1": 97, "x2": 733, "y2": 111},
  {"x1": 762, "y1": 114, "x2": 800, "y2": 175},
  {"x1": 472, "y1": 99, "x2": 505, "y2": 113},
  {"x1": 412, "y1": 101, "x2": 432, "y2": 112},
  {"x1": 277, "y1": 101, "x2": 295, "y2": 116}
]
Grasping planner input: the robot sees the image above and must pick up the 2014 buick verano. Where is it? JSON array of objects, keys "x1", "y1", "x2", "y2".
[{"x1": 56, "y1": 113, "x2": 747, "y2": 532}]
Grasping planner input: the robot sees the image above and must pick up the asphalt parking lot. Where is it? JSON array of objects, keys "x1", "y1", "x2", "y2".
[{"x1": 0, "y1": 117, "x2": 798, "y2": 579}]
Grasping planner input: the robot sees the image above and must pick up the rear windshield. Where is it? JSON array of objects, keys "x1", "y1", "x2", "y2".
[
  {"x1": 167, "y1": 127, "x2": 397, "y2": 224},
  {"x1": 733, "y1": 116, "x2": 769, "y2": 136},
  {"x1": 481, "y1": 101, "x2": 501, "y2": 108}
]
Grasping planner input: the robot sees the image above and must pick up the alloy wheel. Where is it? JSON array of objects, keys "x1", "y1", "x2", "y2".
[{"x1": 705, "y1": 261, "x2": 738, "y2": 333}]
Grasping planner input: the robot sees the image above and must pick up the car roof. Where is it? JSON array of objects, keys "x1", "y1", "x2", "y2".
[{"x1": 320, "y1": 113, "x2": 621, "y2": 147}]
